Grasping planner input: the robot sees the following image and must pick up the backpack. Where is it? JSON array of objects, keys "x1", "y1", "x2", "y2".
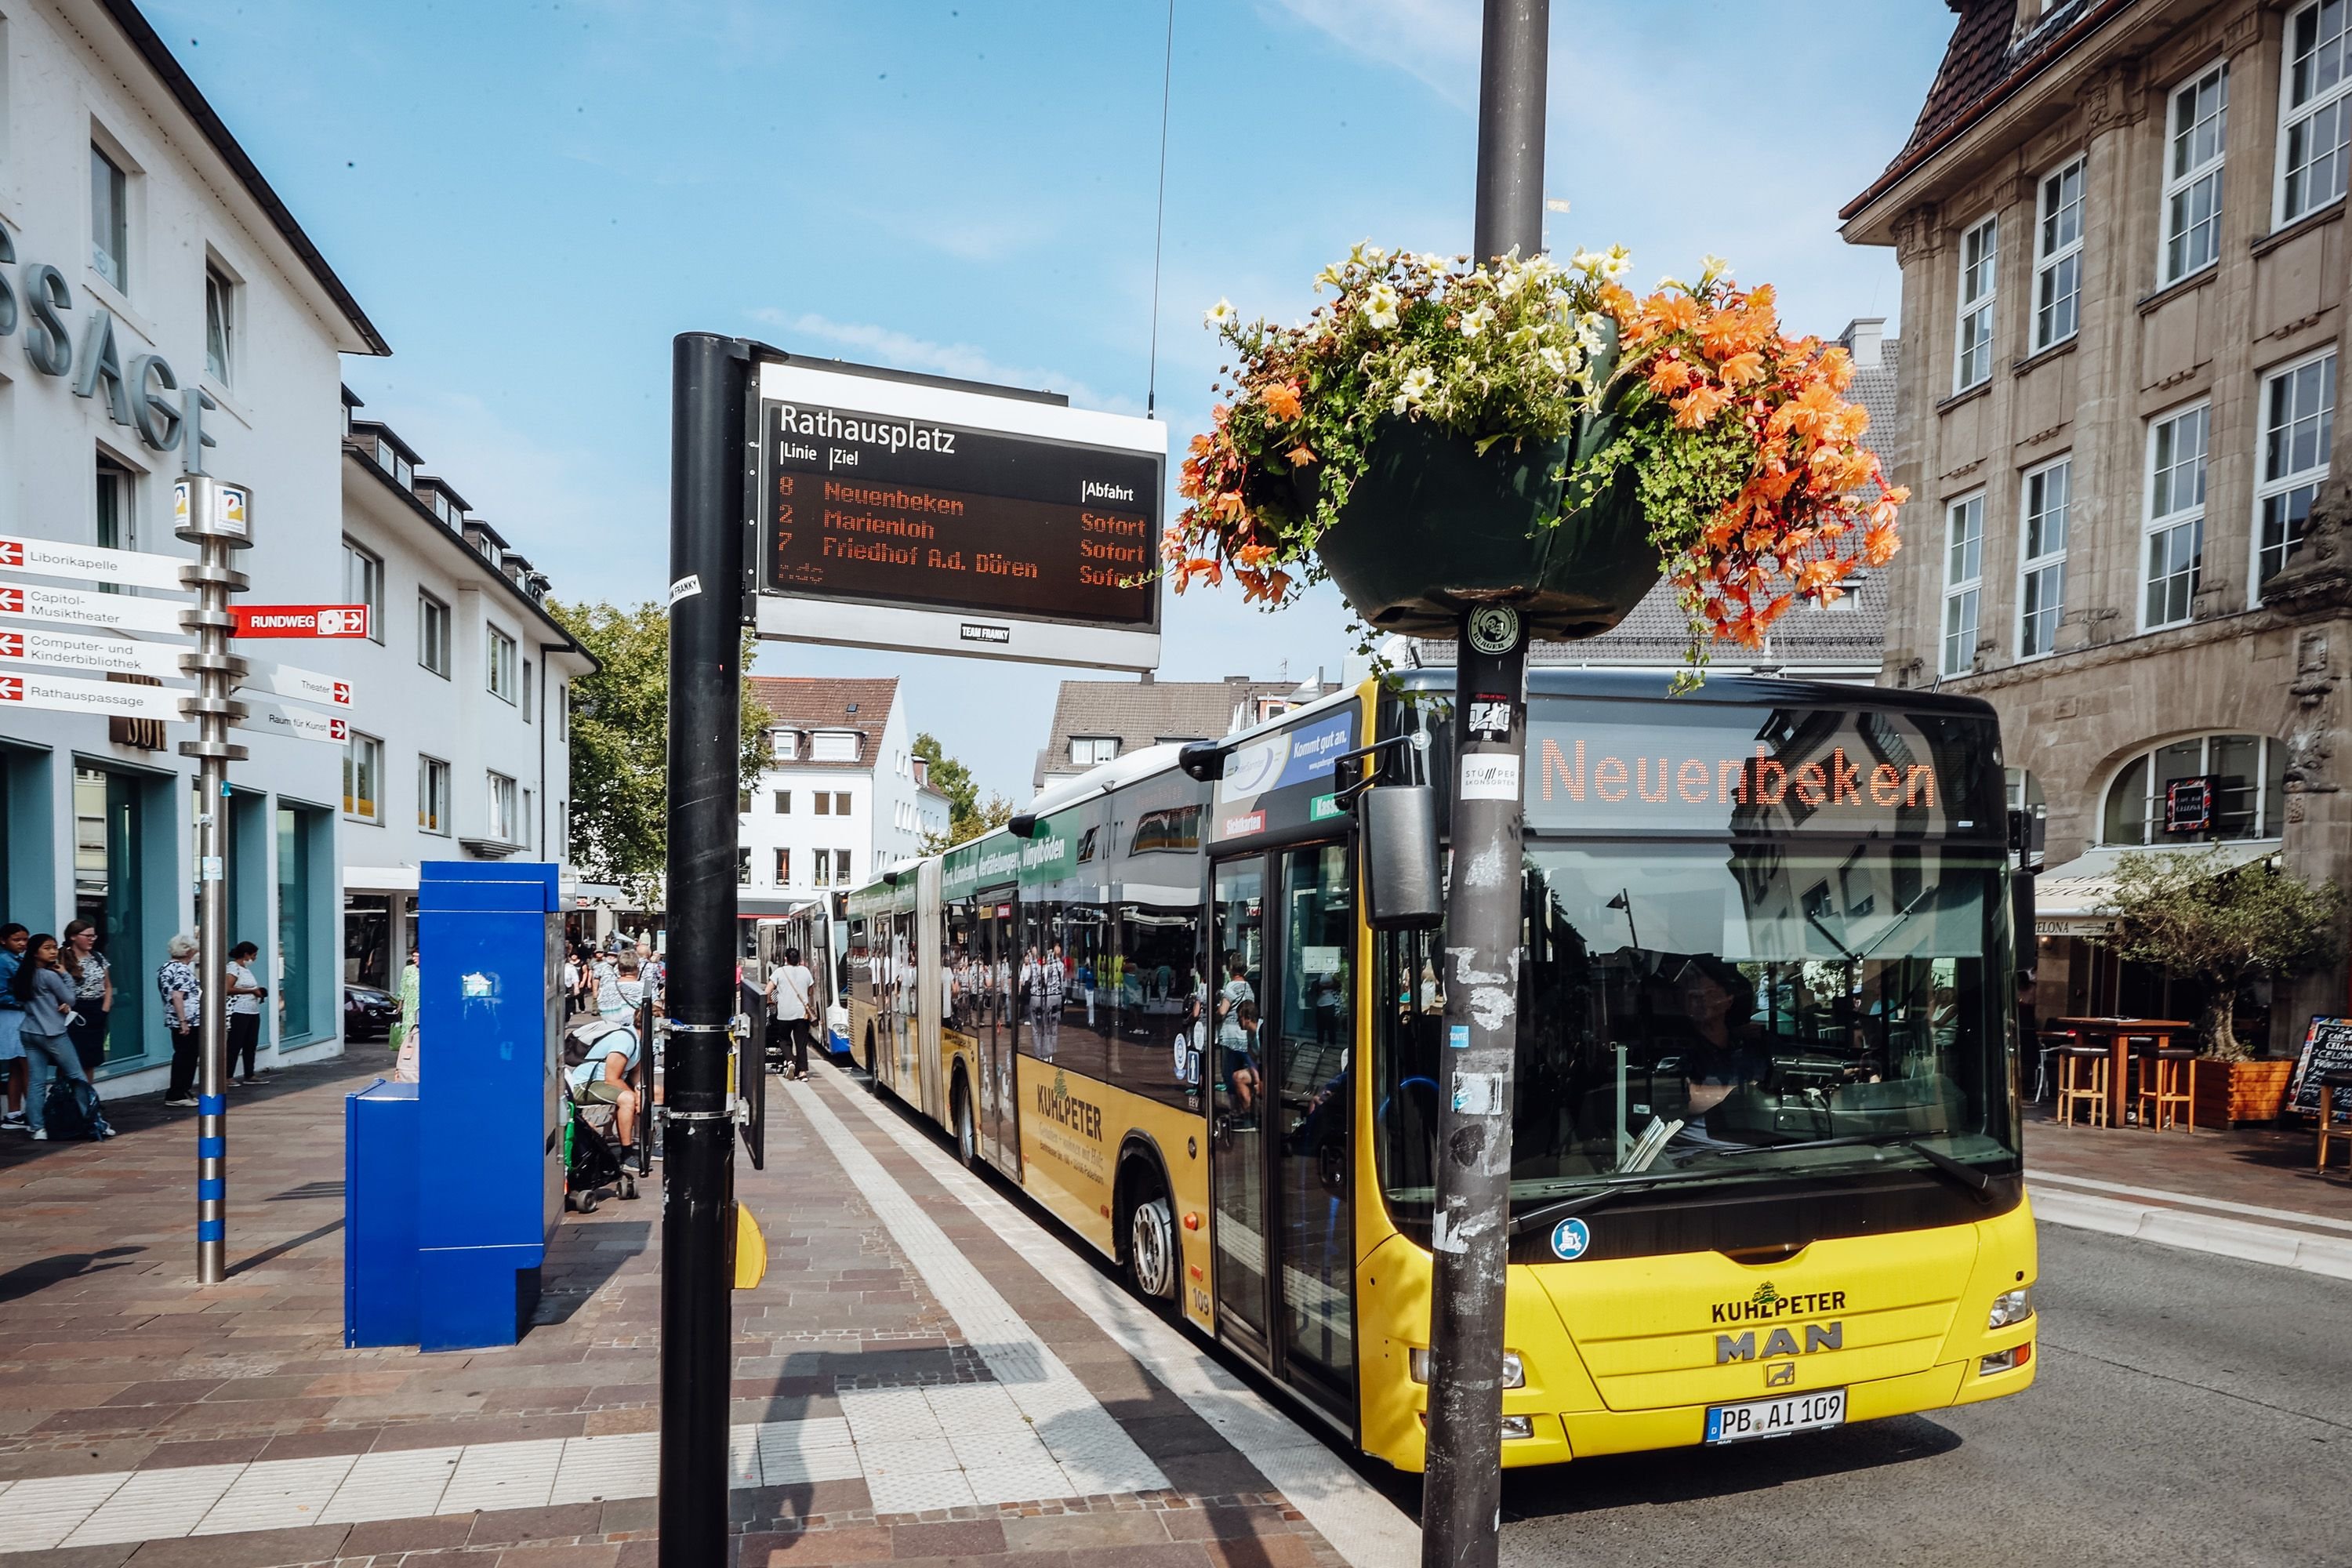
[
  {"x1": 562, "y1": 1018, "x2": 632, "y2": 1071},
  {"x1": 43, "y1": 1077, "x2": 109, "y2": 1141}
]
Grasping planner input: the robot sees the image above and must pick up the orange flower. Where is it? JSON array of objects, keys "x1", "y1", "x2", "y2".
[
  {"x1": 1673, "y1": 383, "x2": 1730, "y2": 427},
  {"x1": 1264, "y1": 382, "x2": 1303, "y2": 421},
  {"x1": 1286, "y1": 444, "x2": 1317, "y2": 467},
  {"x1": 1717, "y1": 350, "x2": 1766, "y2": 388},
  {"x1": 1236, "y1": 542, "x2": 1276, "y2": 568},
  {"x1": 1648, "y1": 358, "x2": 1693, "y2": 395}
]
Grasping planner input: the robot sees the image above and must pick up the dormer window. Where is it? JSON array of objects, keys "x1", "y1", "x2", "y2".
[
  {"x1": 772, "y1": 730, "x2": 799, "y2": 760},
  {"x1": 812, "y1": 730, "x2": 859, "y2": 762},
  {"x1": 1070, "y1": 735, "x2": 1120, "y2": 767}
]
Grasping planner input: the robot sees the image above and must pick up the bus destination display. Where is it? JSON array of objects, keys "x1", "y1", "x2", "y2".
[{"x1": 762, "y1": 399, "x2": 1160, "y2": 628}]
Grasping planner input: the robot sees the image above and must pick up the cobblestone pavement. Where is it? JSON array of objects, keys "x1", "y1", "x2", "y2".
[{"x1": 0, "y1": 1053, "x2": 1395, "y2": 1567}]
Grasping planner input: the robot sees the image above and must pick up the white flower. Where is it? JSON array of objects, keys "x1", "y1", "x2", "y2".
[
  {"x1": 1506, "y1": 324, "x2": 1542, "y2": 350},
  {"x1": 1495, "y1": 267, "x2": 1528, "y2": 299},
  {"x1": 1656, "y1": 274, "x2": 1686, "y2": 293},
  {"x1": 1204, "y1": 298, "x2": 1236, "y2": 329},
  {"x1": 1539, "y1": 346, "x2": 1569, "y2": 377},
  {"x1": 1602, "y1": 245, "x2": 1633, "y2": 279},
  {"x1": 1363, "y1": 282, "x2": 1401, "y2": 330},
  {"x1": 1460, "y1": 303, "x2": 1496, "y2": 338},
  {"x1": 1569, "y1": 248, "x2": 1603, "y2": 275},
  {"x1": 1391, "y1": 365, "x2": 1437, "y2": 415},
  {"x1": 1700, "y1": 253, "x2": 1733, "y2": 285},
  {"x1": 1313, "y1": 263, "x2": 1341, "y2": 292},
  {"x1": 1420, "y1": 251, "x2": 1451, "y2": 278}
]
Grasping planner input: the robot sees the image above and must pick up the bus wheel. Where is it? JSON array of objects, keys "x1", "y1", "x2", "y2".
[
  {"x1": 953, "y1": 1076, "x2": 978, "y2": 1170},
  {"x1": 1126, "y1": 1178, "x2": 1178, "y2": 1303}
]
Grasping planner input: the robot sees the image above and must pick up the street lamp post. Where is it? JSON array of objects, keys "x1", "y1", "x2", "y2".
[
  {"x1": 1422, "y1": 4, "x2": 1547, "y2": 1567},
  {"x1": 174, "y1": 473, "x2": 252, "y2": 1288}
]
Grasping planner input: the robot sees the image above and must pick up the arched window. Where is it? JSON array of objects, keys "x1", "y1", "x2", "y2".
[{"x1": 2099, "y1": 734, "x2": 2286, "y2": 845}]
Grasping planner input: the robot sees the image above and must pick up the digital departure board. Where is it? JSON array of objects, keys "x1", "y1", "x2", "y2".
[{"x1": 754, "y1": 358, "x2": 1166, "y2": 672}]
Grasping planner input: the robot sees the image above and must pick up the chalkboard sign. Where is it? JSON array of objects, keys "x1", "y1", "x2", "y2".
[{"x1": 2285, "y1": 1017, "x2": 2352, "y2": 1117}]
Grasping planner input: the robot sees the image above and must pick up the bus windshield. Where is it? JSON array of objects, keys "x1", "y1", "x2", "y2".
[{"x1": 1374, "y1": 840, "x2": 2018, "y2": 1223}]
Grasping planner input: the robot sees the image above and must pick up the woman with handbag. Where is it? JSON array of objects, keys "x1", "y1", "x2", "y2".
[
  {"x1": 16, "y1": 934, "x2": 101, "y2": 1139},
  {"x1": 60, "y1": 920, "x2": 113, "y2": 1076}
]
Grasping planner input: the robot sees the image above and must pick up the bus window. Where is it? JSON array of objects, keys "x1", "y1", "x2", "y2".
[
  {"x1": 845, "y1": 917, "x2": 871, "y2": 1002},
  {"x1": 1109, "y1": 901, "x2": 1203, "y2": 1109}
]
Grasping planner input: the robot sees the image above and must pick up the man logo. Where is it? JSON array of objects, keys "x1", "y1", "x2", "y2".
[
  {"x1": 1717, "y1": 1321, "x2": 1843, "y2": 1363},
  {"x1": 1765, "y1": 1363, "x2": 1796, "y2": 1388}
]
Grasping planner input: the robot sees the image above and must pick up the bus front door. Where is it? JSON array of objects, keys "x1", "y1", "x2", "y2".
[
  {"x1": 976, "y1": 889, "x2": 1021, "y2": 1175},
  {"x1": 1210, "y1": 844, "x2": 1357, "y2": 1423}
]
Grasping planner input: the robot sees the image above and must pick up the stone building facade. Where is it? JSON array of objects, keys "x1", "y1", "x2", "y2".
[{"x1": 1843, "y1": 0, "x2": 2352, "y2": 1044}]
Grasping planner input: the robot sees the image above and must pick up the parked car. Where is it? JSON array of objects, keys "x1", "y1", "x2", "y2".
[{"x1": 345, "y1": 984, "x2": 400, "y2": 1041}]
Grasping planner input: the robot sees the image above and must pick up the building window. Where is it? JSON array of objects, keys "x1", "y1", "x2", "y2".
[
  {"x1": 772, "y1": 730, "x2": 797, "y2": 760},
  {"x1": 738, "y1": 848, "x2": 752, "y2": 886},
  {"x1": 2101, "y1": 734, "x2": 2287, "y2": 844},
  {"x1": 775, "y1": 848, "x2": 790, "y2": 884},
  {"x1": 487, "y1": 771, "x2": 517, "y2": 841},
  {"x1": 203, "y1": 265, "x2": 234, "y2": 384},
  {"x1": 835, "y1": 849, "x2": 853, "y2": 887},
  {"x1": 419, "y1": 755, "x2": 451, "y2": 835},
  {"x1": 2032, "y1": 158, "x2": 2084, "y2": 350},
  {"x1": 556, "y1": 685, "x2": 568, "y2": 742},
  {"x1": 488, "y1": 626, "x2": 517, "y2": 703},
  {"x1": 773, "y1": 790, "x2": 791, "y2": 814},
  {"x1": 1069, "y1": 735, "x2": 1121, "y2": 768},
  {"x1": 2256, "y1": 350, "x2": 2336, "y2": 591},
  {"x1": 1952, "y1": 216, "x2": 1998, "y2": 391},
  {"x1": 2018, "y1": 459, "x2": 2070, "y2": 658},
  {"x1": 90, "y1": 144, "x2": 127, "y2": 291},
  {"x1": 812, "y1": 730, "x2": 858, "y2": 762},
  {"x1": 833, "y1": 791, "x2": 851, "y2": 816},
  {"x1": 418, "y1": 593, "x2": 450, "y2": 677},
  {"x1": 814, "y1": 793, "x2": 830, "y2": 816},
  {"x1": 2144, "y1": 404, "x2": 2210, "y2": 630},
  {"x1": 523, "y1": 789, "x2": 534, "y2": 851},
  {"x1": 94, "y1": 458, "x2": 132, "y2": 593},
  {"x1": 2161, "y1": 63, "x2": 2227, "y2": 285},
  {"x1": 345, "y1": 541, "x2": 384, "y2": 644},
  {"x1": 1940, "y1": 492, "x2": 1984, "y2": 677},
  {"x1": 523, "y1": 659, "x2": 534, "y2": 722},
  {"x1": 344, "y1": 731, "x2": 383, "y2": 824},
  {"x1": 2281, "y1": 1, "x2": 2352, "y2": 223}
]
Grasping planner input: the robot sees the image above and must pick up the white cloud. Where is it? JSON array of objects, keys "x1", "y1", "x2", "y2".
[
  {"x1": 1268, "y1": 0, "x2": 1479, "y2": 104},
  {"x1": 750, "y1": 309, "x2": 1142, "y2": 415}
]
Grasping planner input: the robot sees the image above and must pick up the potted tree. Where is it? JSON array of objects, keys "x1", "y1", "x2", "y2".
[
  {"x1": 1168, "y1": 245, "x2": 1906, "y2": 674},
  {"x1": 2104, "y1": 848, "x2": 2348, "y2": 1126}
]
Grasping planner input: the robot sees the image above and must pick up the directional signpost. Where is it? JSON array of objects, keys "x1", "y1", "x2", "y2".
[
  {"x1": 0, "y1": 670, "x2": 187, "y2": 721},
  {"x1": 0, "y1": 581, "x2": 191, "y2": 636},
  {"x1": 0, "y1": 533, "x2": 194, "y2": 592},
  {"x1": 0, "y1": 626, "x2": 187, "y2": 681},
  {"x1": 230, "y1": 604, "x2": 369, "y2": 639},
  {"x1": 234, "y1": 697, "x2": 350, "y2": 746},
  {"x1": 239, "y1": 660, "x2": 354, "y2": 711}
]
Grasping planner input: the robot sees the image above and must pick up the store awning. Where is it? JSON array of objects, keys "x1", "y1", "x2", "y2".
[
  {"x1": 342, "y1": 864, "x2": 421, "y2": 893},
  {"x1": 2032, "y1": 840, "x2": 2281, "y2": 937}
]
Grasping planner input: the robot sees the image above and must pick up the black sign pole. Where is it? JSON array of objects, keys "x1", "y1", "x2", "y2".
[
  {"x1": 1423, "y1": 5, "x2": 1544, "y2": 1568},
  {"x1": 659, "y1": 332, "x2": 750, "y2": 1566}
]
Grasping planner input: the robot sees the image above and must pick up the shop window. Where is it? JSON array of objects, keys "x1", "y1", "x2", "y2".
[{"x1": 2100, "y1": 734, "x2": 2287, "y2": 844}]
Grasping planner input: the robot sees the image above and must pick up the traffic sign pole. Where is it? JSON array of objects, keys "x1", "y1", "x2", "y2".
[{"x1": 174, "y1": 474, "x2": 253, "y2": 1289}]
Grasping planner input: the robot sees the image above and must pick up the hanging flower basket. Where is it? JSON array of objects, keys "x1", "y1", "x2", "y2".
[{"x1": 1167, "y1": 244, "x2": 1908, "y2": 673}]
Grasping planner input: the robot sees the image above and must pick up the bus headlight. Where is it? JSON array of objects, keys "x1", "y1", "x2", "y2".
[
  {"x1": 1987, "y1": 1287, "x2": 2033, "y2": 1330},
  {"x1": 1408, "y1": 1348, "x2": 1526, "y2": 1388}
]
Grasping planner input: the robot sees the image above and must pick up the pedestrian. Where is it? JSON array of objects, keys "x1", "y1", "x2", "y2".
[
  {"x1": 60, "y1": 920, "x2": 113, "y2": 1075},
  {"x1": 0, "y1": 923, "x2": 30, "y2": 1131},
  {"x1": 772, "y1": 945, "x2": 815, "y2": 1080},
  {"x1": 224, "y1": 940, "x2": 268, "y2": 1084},
  {"x1": 637, "y1": 941, "x2": 666, "y2": 1011},
  {"x1": 18, "y1": 933, "x2": 100, "y2": 1139},
  {"x1": 561, "y1": 946, "x2": 583, "y2": 1018},
  {"x1": 157, "y1": 935, "x2": 202, "y2": 1107}
]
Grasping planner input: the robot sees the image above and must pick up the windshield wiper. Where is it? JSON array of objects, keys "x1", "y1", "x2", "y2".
[
  {"x1": 1672, "y1": 1131, "x2": 1994, "y2": 1200},
  {"x1": 1506, "y1": 1176, "x2": 1683, "y2": 1236}
]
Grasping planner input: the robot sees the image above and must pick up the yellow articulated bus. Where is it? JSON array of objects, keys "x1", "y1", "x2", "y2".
[{"x1": 840, "y1": 670, "x2": 2036, "y2": 1470}]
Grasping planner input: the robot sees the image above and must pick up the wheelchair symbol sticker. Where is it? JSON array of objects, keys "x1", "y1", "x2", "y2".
[{"x1": 1550, "y1": 1217, "x2": 1591, "y2": 1261}]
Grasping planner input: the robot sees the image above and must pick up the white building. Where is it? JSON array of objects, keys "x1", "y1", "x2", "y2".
[
  {"x1": 739, "y1": 676, "x2": 949, "y2": 914},
  {"x1": 332, "y1": 390, "x2": 593, "y2": 987},
  {"x1": 0, "y1": 0, "x2": 388, "y2": 1089}
]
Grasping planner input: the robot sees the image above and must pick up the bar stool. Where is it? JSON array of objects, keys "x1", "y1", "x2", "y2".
[
  {"x1": 2136, "y1": 1047, "x2": 2197, "y2": 1132},
  {"x1": 2034, "y1": 1031, "x2": 2074, "y2": 1103},
  {"x1": 2316, "y1": 1069, "x2": 2352, "y2": 1171},
  {"x1": 2056, "y1": 1044, "x2": 2110, "y2": 1127}
]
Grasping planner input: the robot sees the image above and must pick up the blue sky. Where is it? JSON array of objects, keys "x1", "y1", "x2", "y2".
[{"x1": 146, "y1": 0, "x2": 1955, "y2": 801}]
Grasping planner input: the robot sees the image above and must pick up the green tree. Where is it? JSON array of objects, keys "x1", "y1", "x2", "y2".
[
  {"x1": 548, "y1": 599, "x2": 772, "y2": 906},
  {"x1": 913, "y1": 731, "x2": 1014, "y2": 852},
  {"x1": 2104, "y1": 847, "x2": 2347, "y2": 1060}
]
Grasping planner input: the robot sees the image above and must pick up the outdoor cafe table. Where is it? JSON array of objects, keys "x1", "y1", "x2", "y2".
[{"x1": 2051, "y1": 1017, "x2": 2197, "y2": 1127}]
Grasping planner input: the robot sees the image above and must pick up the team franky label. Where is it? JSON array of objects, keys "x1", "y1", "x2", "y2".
[{"x1": 1467, "y1": 696, "x2": 1514, "y2": 742}]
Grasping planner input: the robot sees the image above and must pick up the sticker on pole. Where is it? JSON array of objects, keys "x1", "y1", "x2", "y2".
[
  {"x1": 1549, "y1": 1217, "x2": 1592, "y2": 1261},
  {"x1": 1458, "y1": 754, "x2": 1520, "y2": 801}
]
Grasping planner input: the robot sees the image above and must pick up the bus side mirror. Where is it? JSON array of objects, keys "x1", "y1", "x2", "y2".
[{"x1": 1359, "y1": 786, "x2": 1443, "y2": 931}]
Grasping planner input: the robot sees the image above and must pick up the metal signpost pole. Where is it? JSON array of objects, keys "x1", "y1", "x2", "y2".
[
  {"x1": 659, "y1": 332, "x2": 750, "y2": 1566},
  {"x1": 173, "y1": 474, "x2": 252, "y2": 1287},
  {"x1": 1423, "y1": 4, "x2": 1546, "y2": 1567}
]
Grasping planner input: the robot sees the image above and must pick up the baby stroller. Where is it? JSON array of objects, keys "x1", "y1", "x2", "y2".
[{"x1": 563, "y1": 1018, "x2": 641, "y2": 1213}]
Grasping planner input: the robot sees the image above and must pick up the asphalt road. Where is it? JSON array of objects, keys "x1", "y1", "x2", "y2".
[{"x1": 1492, "y1": 1226, "x2": 2351, "y2": 1567}]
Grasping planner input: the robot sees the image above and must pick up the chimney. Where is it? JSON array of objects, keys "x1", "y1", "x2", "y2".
[
  {"x1": 1839, "y1": 318, "x2": 1886, "y2": 370},
  {"x1": 1138, "y1": 670, "x2": 1154, "y2": 684}
]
